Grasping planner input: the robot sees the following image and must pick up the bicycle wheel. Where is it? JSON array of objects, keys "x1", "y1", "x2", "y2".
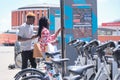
[
  {"x1": 15, "y1": 53, "x2": 22, "y2": 68},
  {"x1": 15, "y1": 53, "x2": 30, "y2": 68},
  {"x1": 14, "y1": 68, "x2": 45, "y2": 80},
  {"x1": 22, "y1": 75, "x2": 44, "y2": 80}
]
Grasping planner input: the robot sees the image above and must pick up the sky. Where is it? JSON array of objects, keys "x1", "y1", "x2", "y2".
[
  {"x1": 0, "y1": 0, "x2": 120, "y2": 32},
  {"x1": 97, "y1": 0, "x2": 120, "y2": 24}
]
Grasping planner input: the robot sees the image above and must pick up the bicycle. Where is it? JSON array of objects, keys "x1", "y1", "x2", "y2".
[
  {"x1": 14, "y1": 51, "x2": 70, "y2": 80},
  {"x1": 14, "y1": 41, "x2": 22, "y2": 68},
  {"x1": 15, "y1": 40, "x2": 120, "y2": 80},
  {"x1": 14, "y1": 37, "x2": 38, "y2": 68},
  {"x1": 23, "y1": 64, "x2": 95, "y2": 80},
  {"x1": 93, "y1": 41, "x2": 117, "y2": 80},
  {"x1": 14, "y1": 41, "x2": 31, "y2": 68},
  {"x1": 66, "y1": 39, "x2": 100, "y2": 80},
  {"x1": 67, "y1": 39, "x2": 87, "y2": 66}
]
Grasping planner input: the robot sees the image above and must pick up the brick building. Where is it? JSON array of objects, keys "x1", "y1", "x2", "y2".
[{"x1": 11, "y1": 3, "x2": 60, "y2": 30}]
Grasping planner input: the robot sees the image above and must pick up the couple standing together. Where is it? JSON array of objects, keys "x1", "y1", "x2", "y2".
[{"x1": 18, "y1": 12, "x2": 62, "y2": 70}]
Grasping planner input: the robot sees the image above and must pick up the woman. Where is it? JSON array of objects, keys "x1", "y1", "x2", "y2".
[{"x1": 37, "y1": 16, "x2": 62, "y2": 57}]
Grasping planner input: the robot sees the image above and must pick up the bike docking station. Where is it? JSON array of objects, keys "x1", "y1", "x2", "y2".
[
  {"x1": 62, "y1": 0, "x2": 98, "y2": 76},
  {"x1": 60, "y1": 0, "x2": 120, "y2": 80}
]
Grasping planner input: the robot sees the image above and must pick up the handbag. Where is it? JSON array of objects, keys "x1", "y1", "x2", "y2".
[{"x1": 33, "y1": 43, "x2": 43, "y2": 58}]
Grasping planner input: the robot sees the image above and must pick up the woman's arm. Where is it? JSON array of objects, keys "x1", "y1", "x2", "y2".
[
  {"x1": 50, "y1": 27, "x2": 63, "y2": 45},
  {"x1": 55, "y1": 27, "x2": 62, "y2": 37}
]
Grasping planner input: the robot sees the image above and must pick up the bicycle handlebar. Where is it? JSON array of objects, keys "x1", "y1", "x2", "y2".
[
  {"x1": 84, "y1": 39, "x2": 99, "y2": 49},
  {"x1": 67, "y1": 39, "x2": 78, "y2": 45},
  {"x1": 74, "y1": 41, "x2": 86, "y2": 48},
  {"x1": 96, "y1": 41, "x2": 116, "y2": 52},
  {"x1": 68, "y1": 39, "x2": 86, "y2": 48}
]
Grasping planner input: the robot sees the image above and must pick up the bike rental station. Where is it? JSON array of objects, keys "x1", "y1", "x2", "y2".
[
  {"x1": 14, "y1": 0, "x2": 120, "y2": 80},
  {"x1": 57, "y1": 0, "x2": 98, "y2": 77},
  {"x1": 59, "y1": 0, "x2": 120, "y2": 79},
  {"x1": 63, "y1": 0, "x2": 98, "y2": 66}
]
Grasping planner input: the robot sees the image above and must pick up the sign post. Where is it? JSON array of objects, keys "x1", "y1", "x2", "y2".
[{"x1": 60, "y1": 0, "x2": 65, "y2": 77}]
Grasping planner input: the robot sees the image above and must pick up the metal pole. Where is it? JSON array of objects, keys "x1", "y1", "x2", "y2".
[{"x1": 60, "y1": 0, "x2": 65, "y2": 77}]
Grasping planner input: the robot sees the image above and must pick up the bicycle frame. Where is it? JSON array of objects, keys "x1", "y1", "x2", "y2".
[
  {"x1": 45, "y1": 64, "x2": 63, "y2": 80},
  {"x1": 94, "y1": 57, "x2": 111, "y2": 80}
]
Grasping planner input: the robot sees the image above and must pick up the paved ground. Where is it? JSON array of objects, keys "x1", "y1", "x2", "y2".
[{"x1": 0, "y1": 46, "x2": 20, "y2": 80}]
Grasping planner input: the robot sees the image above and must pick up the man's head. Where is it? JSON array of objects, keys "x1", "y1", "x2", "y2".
[{"x1": 26, "y1": 12, "x2": 35, "y2": 25}]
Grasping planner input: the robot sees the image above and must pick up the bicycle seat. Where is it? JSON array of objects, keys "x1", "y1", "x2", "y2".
[
  {"x1": 67, "y1": 64, "x2": 94, "y2": 75},
  {"x1": 64, "y1": 75, "x2": 81, "y2": 80},
  {"x1": 51, "y1": 58, "x2": 69, "y2": 64},
  {"x1": 45, "y1": 50, "x2": 61, "y2": 58}
]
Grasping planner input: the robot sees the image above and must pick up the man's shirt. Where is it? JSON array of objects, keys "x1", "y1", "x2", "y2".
[{"x1": 18, "y1": 23, "x2": 34, "y2": 51}]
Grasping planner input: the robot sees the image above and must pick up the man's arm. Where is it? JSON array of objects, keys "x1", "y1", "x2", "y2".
[
  {"x1": 18, "y1": 35, "x2": 38, "y2": 42},
  {"x1": 31, "y1": 35, "x2": 38, "y2": 39},
  {"x1": 18, "y1": 36, "x2": 31, "y2": 42}
]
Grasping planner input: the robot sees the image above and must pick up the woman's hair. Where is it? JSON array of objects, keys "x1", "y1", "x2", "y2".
[{"x1": 37, "y1": 16, "x2": 49, "y2": 37}]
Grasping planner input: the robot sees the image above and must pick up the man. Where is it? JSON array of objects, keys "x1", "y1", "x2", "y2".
[{"x1": 18, "y1": 12, "x2": 37, "y2": 69}]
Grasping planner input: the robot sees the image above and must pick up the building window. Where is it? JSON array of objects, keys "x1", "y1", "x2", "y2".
[
  {"x1": 18, "y1": 11, "x2": 20, "y2": 25},
  {"x1": 98, "y1": 30, "x2": 106, "y2": 35},
  {"x1": 22, "y1": 12, "x2": 26, "y2": 23},
  {"x1": 33, "y1": 11, "x2": 35, "y2": 13},
  {"x1": 106, "y1": 31, "x2": 112, "y2": 35},
  {"x1": 37, "y1": 14, "x2": 39, "y2": 25},
  {"x1": 42, "y1": 10, "x2": 44, "y2": 16}
]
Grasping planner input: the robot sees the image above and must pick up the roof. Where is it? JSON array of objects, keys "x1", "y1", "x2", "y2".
[
  {"x1": 102, "y1": 22, "x2": 120, "y2": 26},
  {"x1": 18, "y1": 3, "x2": 60, "y2": 9},
  {"x1": 98, "y1": 27, "x2": 117, "y2": 31}
]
